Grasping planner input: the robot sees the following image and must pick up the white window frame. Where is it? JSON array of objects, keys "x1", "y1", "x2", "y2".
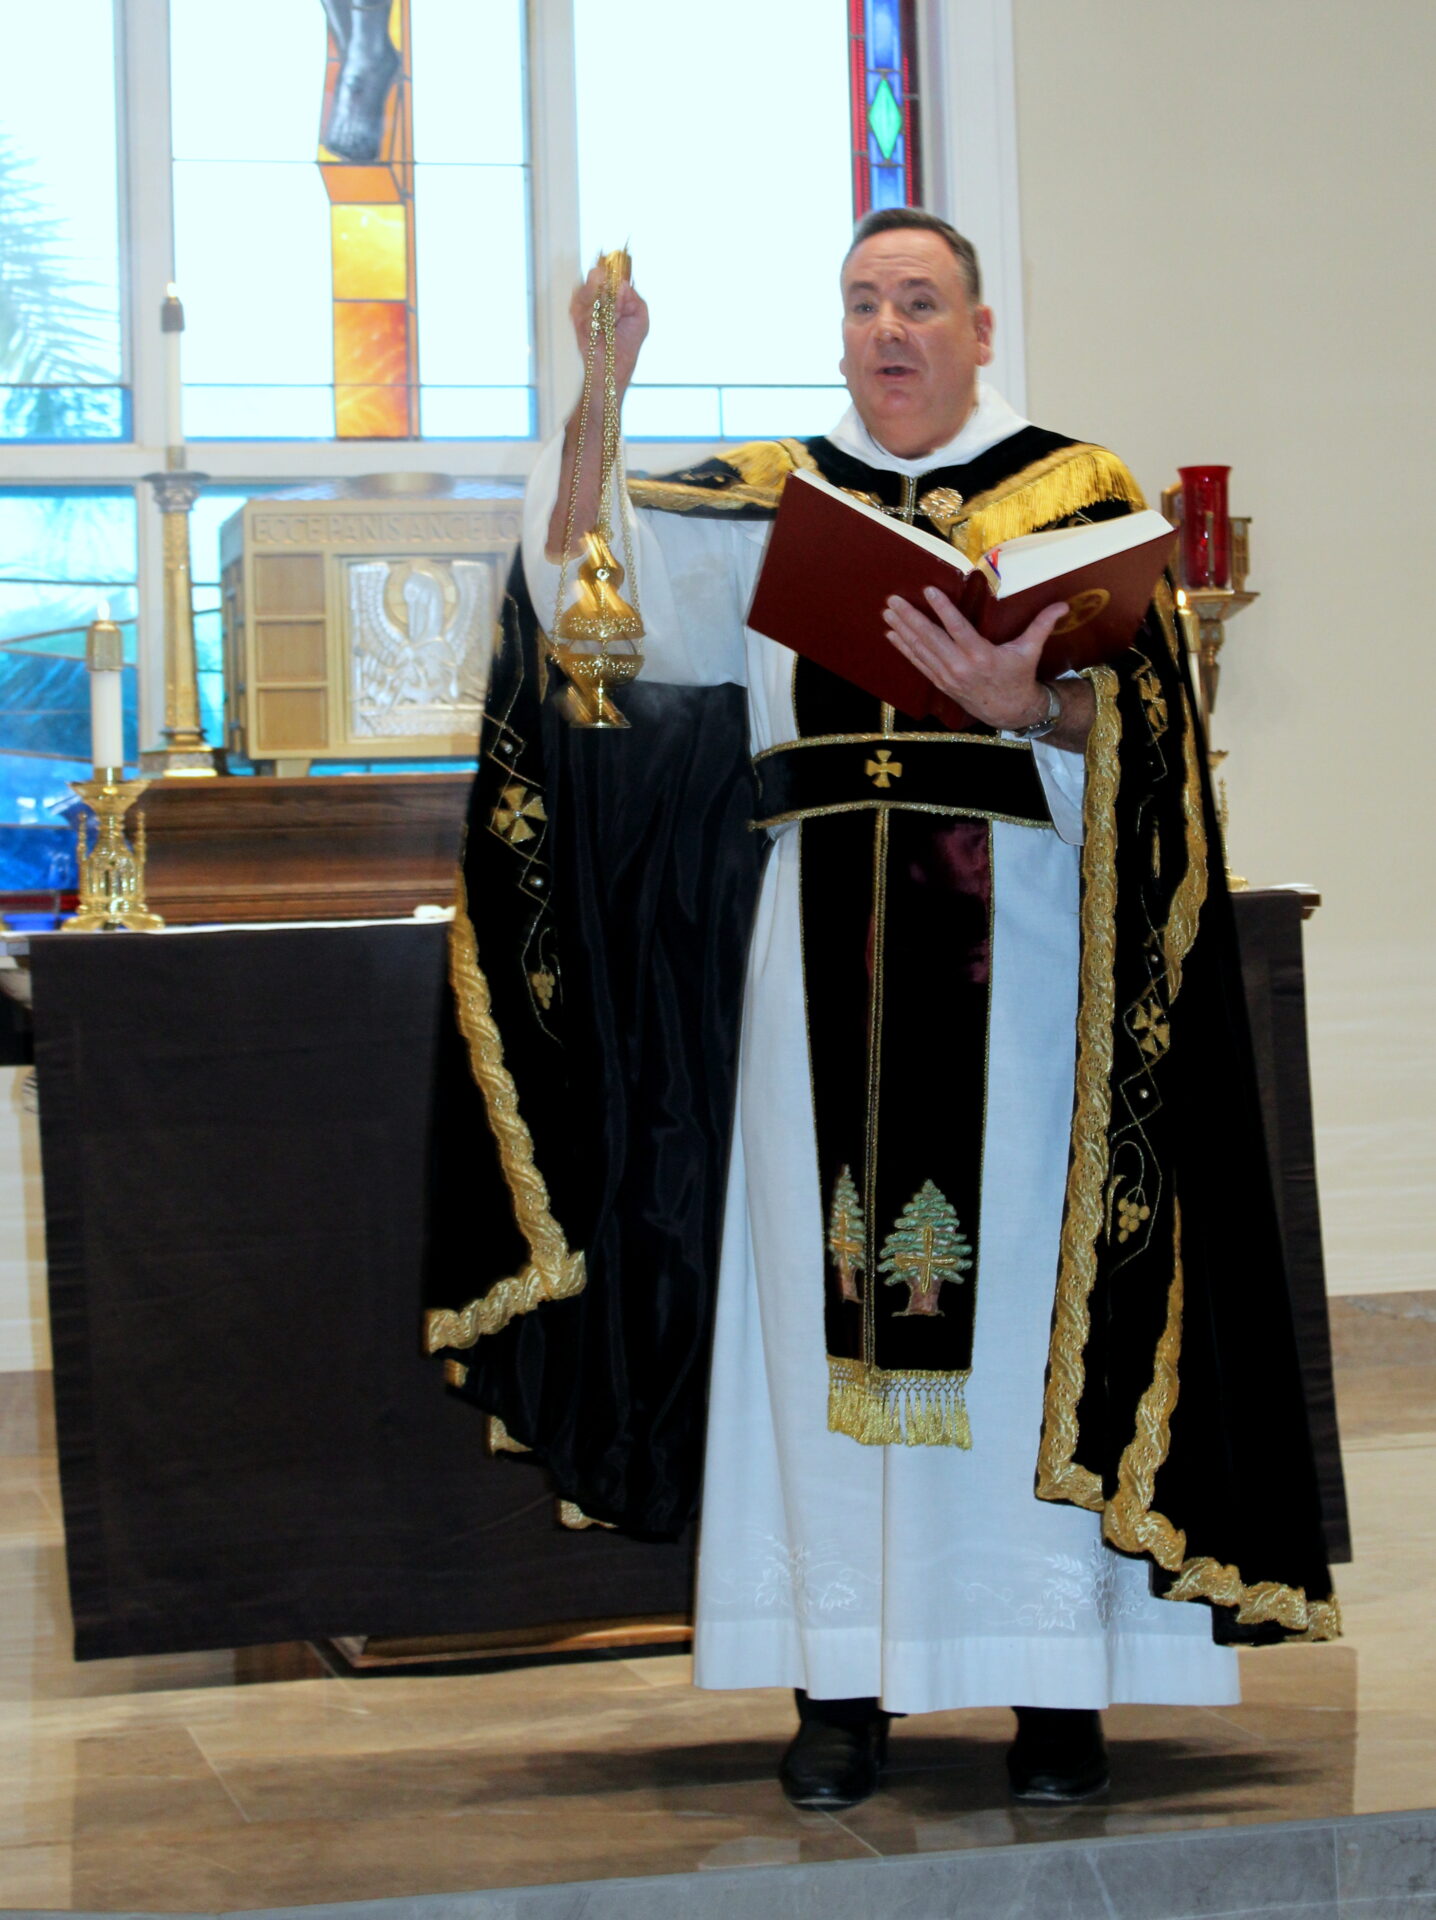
[{"x1": 2, "y1": 0, "x2": 1023, "y2": 747}]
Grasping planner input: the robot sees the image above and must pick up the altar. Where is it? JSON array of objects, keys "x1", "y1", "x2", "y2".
[{"x1": 25, "y1": 888, "x2": 1347, "y2": 1662}]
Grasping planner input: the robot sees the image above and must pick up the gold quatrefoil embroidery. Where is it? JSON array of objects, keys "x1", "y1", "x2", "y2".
[
  {"x1": 492, "y1": 783, "x2": 547, "y2": 844},
  {"x1": 866, "y1": 748, "x2": 903, "y2": 788}
]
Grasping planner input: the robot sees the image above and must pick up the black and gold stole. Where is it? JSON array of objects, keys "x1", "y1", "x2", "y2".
[{"x1": 749, "y1": 434, "x2": 1144, "y2": 1450}]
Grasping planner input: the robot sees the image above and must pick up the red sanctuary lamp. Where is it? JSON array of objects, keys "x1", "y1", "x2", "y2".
[
  {"x1": 1161, "y1": 465, "x2": 1261, "y2": 893},
  {"x1": 1177, "y1": 464, "x2": 1231, "y2": 588}
]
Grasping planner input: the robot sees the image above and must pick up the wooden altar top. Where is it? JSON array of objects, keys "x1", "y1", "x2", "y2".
[{"x1": 136, "y1": 771, "x2": 470, "y2": 925}]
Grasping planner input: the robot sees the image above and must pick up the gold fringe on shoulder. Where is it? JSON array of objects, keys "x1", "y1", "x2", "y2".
[
  {"x1": 828, "y1": 1357, "x2": 973, "y2": 1449},
  {"x1": 424, "y1": 873, "x2": 586, "y2": 1354},
  {"x1": 628, "y1": 438, "x2": 817, "y2": 515},
  {"x1": 954, "y1": 445, "x2": 1146, "y2": 560}
]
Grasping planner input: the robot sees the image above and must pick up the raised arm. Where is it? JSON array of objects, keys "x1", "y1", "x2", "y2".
[{"x1": 544, "y1": 261, "x2": 651, "y2": 560}]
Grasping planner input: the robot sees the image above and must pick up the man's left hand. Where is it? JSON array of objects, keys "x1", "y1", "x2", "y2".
[{"x1": 883, "y1": 588, "x2": 1094, "y2": 751}]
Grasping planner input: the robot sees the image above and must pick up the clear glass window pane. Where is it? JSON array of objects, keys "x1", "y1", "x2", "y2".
[
  {"x1": 0, "y1": 0, "x2": 125, "y2": 442},
  {"x1": 170, "y1": 0, "x2": 330, "y2": 162},
  {"x1": 415, "y1": 166, "x2": 531, "y2": 387},
  {"x1": 173, "y1": 163, "x2": 336, "y2": 390},
  {"x1": 411, "y1": 0, "x2": 526, "y2": 164},
  {"x1": 574, "y1": 0, "x2": 851, "y2": 441}
]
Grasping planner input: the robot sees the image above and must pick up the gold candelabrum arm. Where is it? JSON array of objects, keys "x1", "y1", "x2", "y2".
[{"x1": 548, "y1": 248, "x2": 645, "y2": 730}]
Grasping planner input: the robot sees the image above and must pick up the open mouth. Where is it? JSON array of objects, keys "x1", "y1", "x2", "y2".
[{"x1": 877, "y1": 364, "x2": 916, "y2": 381}]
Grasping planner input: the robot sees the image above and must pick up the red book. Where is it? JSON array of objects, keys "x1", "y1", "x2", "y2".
[{"x1": 746, "y1": 469, "x2": 1177, "y2": 730}]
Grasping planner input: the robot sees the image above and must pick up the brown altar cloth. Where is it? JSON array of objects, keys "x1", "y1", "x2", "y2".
[{"x1": 29, "y1": 891, "x2": 1346, "y2": 1662}]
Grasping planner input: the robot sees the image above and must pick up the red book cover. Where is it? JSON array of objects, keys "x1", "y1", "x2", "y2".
[{"x1": 746, "y1": 471, "x2": 1176, "y2": 730}]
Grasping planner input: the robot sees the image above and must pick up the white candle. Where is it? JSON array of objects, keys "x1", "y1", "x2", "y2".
[
  {"x1": 162, "y1": 284, "x2": 184, "y2": 456},
  {"x1": 87, "y1": 600, "x2": 125, "y2": 772}
]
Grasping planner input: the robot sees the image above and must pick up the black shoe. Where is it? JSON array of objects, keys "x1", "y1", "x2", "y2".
[
  {"x1": 779, "y1": 1693, "x2": 890, "y2": 1810},
  {"x1": 1006, "y1": 1706, "x2": 1109, "y2": 1803}
]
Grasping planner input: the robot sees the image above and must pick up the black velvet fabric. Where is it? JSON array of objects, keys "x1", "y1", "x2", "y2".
[
  {"x1": 802, "y1": 807, "x2": 996, "y2": 1377},
  {"x1": 1062, "y1": 602, "x2": 1337, "y2": 1639},
  {"x1": 424, "y1": 568, "x2": 761, "y2": 1537}
]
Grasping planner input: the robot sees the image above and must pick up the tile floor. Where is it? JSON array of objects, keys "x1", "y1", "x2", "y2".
[{"x1": 0, "y1": 1293, "x2": 1428, "y2": 1913}]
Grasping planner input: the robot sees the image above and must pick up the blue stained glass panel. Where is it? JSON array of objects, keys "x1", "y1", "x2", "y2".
[
  {"x1": 0, "y1": 489, "x2": 138, "y2": 888},
  {"x1": 868, "y1": 0, "x2": 899, "y2": 68}
]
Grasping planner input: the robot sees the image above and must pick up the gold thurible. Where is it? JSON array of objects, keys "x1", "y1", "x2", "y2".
[{"x1": 549, "y1": 248, "x2": 645, "y2": 729}]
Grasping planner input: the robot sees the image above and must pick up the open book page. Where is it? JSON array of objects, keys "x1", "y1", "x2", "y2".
[{"x1": 980, "y1": 508, "x2": 1174, "y2": 597}]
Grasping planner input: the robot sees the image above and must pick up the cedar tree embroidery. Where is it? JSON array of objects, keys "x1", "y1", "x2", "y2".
[{"x1": 881, "y1": 1180, "x2": 973, "y2": 1318}]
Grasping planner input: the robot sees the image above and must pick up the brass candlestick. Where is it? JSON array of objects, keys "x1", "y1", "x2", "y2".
[
  {"x1": 140, "y1": 467, "x2": 221, "y2": 776},
  {"x1": 64, "y1": 772, "x2": 165, "y2": 932},
  {"x1": 549, "y1": 248, "x2": 644, "y2": 728}
]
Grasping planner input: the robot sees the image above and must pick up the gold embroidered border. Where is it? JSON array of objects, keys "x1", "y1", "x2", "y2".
[
  {"x1": 753, "y1": 730, "x2": 1034, "y2": 761},
  {"x1": 424, "y1": 872, "x2": 586, "y2": 1353},
  {"x1": 1036, "y1": 663, "x2": 1121, "y2": 1512},
  {"x1": 1101, "y1": 1203, "x2": 1341, "y2": 1641},
  {"x1": 628, "y1": 438, "x2": 817, "y2": 515},
  {"x1": 752, "y1": 800, "x2": 1053, "y2": 833},
  {"x1": 1152, "y1": 588, "x2": 1208, "y2": 1003},
  {"x1": 486, "y1": 1415, "x2": 531, "y2": 1456},
  {"x1": 556, "y1": 1499, "x2": 616, "y2": 1532},
  {"x1": 828, "y1": 1356, "x2": 973, "y2": 1449},
  {"x1": 954, "y1": 445, "x2": 1146, "y2": 560}
]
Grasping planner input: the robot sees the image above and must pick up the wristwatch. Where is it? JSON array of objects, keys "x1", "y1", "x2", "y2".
[{"x1": 1008, "y1": 682, "x2": 1062, "y2": 742}]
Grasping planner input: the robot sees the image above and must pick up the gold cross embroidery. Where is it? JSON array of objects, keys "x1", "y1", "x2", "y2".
[
  {"x1": 865, "y1": 748, "x2": 903, "y2": 788},
  {"x1": 493, "y1": 783, "x2": 547, "y2": 843}
]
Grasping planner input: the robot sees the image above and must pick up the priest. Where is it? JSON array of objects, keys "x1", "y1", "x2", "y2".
[{"x1": 423, "y1": 208, "x2": 1338, "y2": 1809}]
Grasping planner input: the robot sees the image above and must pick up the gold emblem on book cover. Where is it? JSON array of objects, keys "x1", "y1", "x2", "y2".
[{"x1": 1053, "y1": 587, "x2": 1111, "y2": 634}]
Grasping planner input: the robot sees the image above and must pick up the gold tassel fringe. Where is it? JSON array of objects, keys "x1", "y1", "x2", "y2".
[
  {"x1": 956, "y1": 446, "x2": 1147, "y2": 561},
  {"x1": 629, "y1": 438, "x2": 817, "y2": 515},
  {"x1": 827, "y1": 1358, "x2": 973, "y2": 1449}
]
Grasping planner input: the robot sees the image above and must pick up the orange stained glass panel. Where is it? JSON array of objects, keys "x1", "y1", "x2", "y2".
[
  {"x1": 334, "y1": 301, "x2": 410, "y2": 386},
  {"x1": 331, "y1": 205, "x2": 408, "y2": 300},
  {"x1": 319, "y1": 164, "x2": 403, "y2": 205},
  {"x1": 336, "y1": 382, "x2": 412, "y2": 439}
]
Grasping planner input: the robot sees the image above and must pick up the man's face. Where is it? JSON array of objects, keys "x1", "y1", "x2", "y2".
[{"x1": 839, "y1": 230, "x2": 993, "y2": 460}]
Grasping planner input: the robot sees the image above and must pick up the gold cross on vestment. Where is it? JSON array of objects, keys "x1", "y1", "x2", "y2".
[{"x1": 865, "y1": 748, "x2": 903, "y2": 788}]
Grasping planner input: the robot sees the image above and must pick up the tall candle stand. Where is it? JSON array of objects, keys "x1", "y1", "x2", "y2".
[
  {"x1": 139, "y1": 467, "x2": 220, "y2": 777},
  {"x1": 64, "y1": 772, "x2": 164, "y2": 933}
]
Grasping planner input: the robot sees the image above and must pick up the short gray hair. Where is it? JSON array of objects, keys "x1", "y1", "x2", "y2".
[{"x1": 844, "y1": 207, "x2": 982, "y2": 304}]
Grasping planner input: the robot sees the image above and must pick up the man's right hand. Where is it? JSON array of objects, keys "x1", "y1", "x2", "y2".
[{"x1": 569, "y1": 259, "x2": 649, "y2": 398}]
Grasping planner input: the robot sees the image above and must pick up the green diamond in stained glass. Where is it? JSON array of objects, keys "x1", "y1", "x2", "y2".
[{"x1": 868, "y1": 78, "x2": 903, "y2": 161}]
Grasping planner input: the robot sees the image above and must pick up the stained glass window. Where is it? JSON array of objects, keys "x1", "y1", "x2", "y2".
[
  {"x1": 169, "y1": 0, "x2": 532, "y2": 442},
  {"x1": 0, "y1": 492, "x2": 139, "y2": 890},
  {"x1": 0, "y1": 1, "x2": 126, "y2": 442},
  {"x1": 573, "y1": 0, "x2": 853, "y2": 441},
  {"x1": 849, "y1": 0, "x2": 921, "y2": 215}
]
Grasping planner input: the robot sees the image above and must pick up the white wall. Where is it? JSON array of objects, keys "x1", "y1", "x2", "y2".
[{"x1": 1013, "y1": 0, "x2": 1436, "y2": 1292}]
